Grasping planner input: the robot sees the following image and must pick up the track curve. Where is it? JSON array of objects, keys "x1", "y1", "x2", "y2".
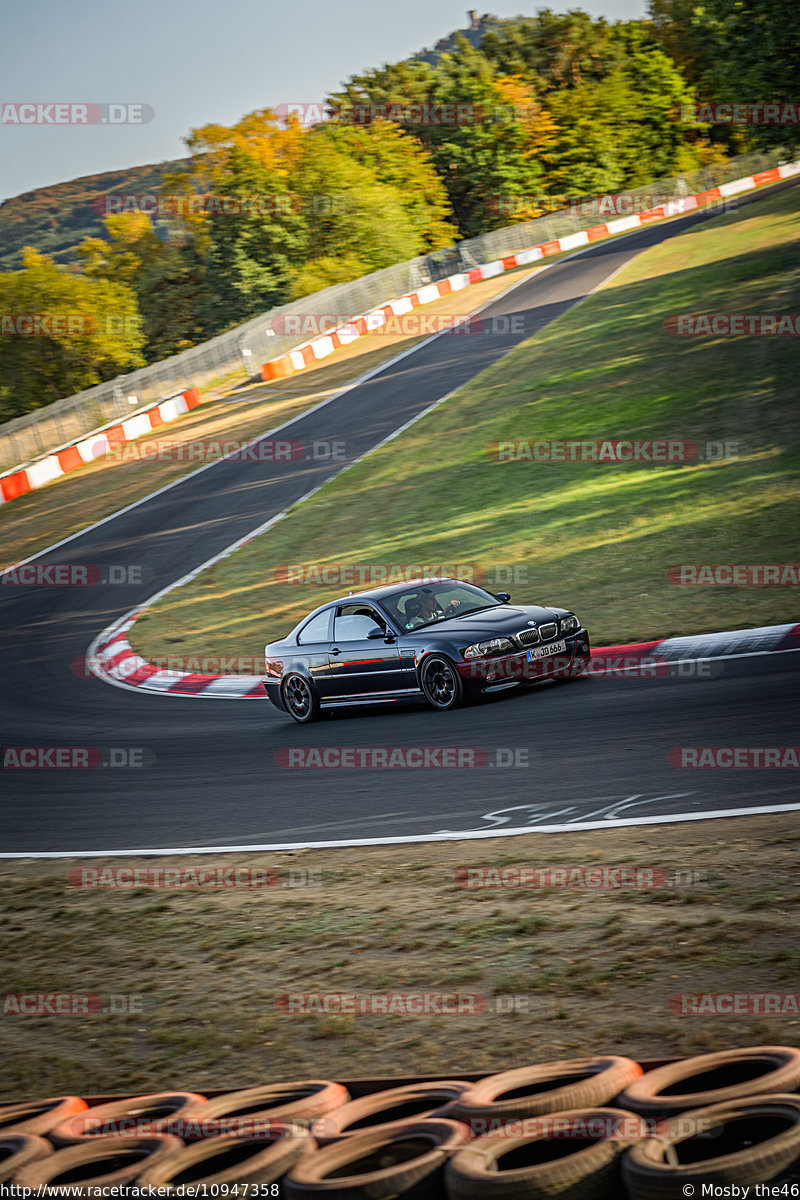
[{"x1": 2, "y1": 182, "x2": 798, "y2": 855}]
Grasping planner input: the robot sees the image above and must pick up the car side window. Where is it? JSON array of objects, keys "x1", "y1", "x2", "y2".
[
  {"x1": 333, "y1": 605, "x2": 385, "y2": 641},
  {"x1": 296, "y1": 609, "x2": 332, "y2": 644}
]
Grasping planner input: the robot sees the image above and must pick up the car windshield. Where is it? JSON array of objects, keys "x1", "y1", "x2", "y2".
[{"x1": 380, "y1": 581, "x2": 502, "y2": 631}]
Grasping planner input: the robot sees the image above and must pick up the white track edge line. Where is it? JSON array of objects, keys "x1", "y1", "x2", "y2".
[{"x1": 4, "y1": 802, "x2": 800, "y2": 858}]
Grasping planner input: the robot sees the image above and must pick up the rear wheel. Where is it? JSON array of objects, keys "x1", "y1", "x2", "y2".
[
  {"x1": 281, "y1": 674, "x2": 321, "y2": 724},
  {"x1": 420, "y1": 655, "x2": 463, "y2": 711}
]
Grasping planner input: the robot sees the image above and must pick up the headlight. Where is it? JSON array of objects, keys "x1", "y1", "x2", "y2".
[
  {"x1": 560, "y1": 615, "x2": 580, "y2": 634},
  {"x1": 463, "y1": 637, "x2": 515, "y2": 659}
]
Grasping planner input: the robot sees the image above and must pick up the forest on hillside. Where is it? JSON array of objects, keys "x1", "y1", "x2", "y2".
[{"x1": 1, "y1": 0, "x2": 797, "y2": 421}]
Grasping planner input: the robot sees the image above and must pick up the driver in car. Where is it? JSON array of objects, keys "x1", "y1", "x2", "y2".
[{"x1": 404, "y1": 588, "x2": 463, "y2": 627}]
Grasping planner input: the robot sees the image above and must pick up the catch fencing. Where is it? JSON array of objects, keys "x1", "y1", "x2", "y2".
[{"x1": 0, "y1": 147, "x2": 790, "y2": 472}]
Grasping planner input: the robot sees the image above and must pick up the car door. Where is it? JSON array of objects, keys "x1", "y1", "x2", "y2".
[
  {"x1": 293, "y1": 607, "x2": 336, "y2": 696},
  {"x1": 328, "y1": 604, "x2": 406, "y2": 698}
]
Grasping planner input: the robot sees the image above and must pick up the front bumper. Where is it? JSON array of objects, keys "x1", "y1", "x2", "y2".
[{"x1": 456, "y1": 630, "x2": 591, "y2": 692}]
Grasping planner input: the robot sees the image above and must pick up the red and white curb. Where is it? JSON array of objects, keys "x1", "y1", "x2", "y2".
[
  {"x1": 0, "y1": 388, "x2": 201, "y2": 505},
  {"x1": 88, "y1": 612, "x2": 266, "y2": 699},
  {"x1": 591, "y1": 623, "x2": 800, "y2": 670},
  {"x1": 258, "y1": 162, "x2": 800, "y2": 384},
  {"x1": 2, "y1": 161, "x2": 798, "y2": 507},
  {"x1": 87, "y1": 621, "x2": 800, "y2": 700}
]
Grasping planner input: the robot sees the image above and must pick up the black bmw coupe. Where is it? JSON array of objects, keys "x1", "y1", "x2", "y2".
[{"x1": 263, "y1": 577, "x2": 591, "y2": 723}]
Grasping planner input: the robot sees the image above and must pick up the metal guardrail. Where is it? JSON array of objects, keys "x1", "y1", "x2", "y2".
[{"x1": 0, "y1": 147, "x2": 789, "y2": 473}]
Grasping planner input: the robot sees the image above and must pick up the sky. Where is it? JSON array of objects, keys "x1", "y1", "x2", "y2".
[{"x1": 1, "y1": 0, "x2": 646, "y2": 202}]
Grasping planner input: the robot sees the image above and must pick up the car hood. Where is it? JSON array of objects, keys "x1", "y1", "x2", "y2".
[{"x1": 412, "y1": 604, "x2": 569, "y2": 641}]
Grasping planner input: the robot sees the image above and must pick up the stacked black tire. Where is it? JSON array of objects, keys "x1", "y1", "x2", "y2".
[{"x1": 2, "y1": 1046, "x2": 800, "y2": 1197}]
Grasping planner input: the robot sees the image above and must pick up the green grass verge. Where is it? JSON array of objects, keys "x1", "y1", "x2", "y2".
[{"x1": 132, "y1": 183, "x2": 800, "y2": 662}]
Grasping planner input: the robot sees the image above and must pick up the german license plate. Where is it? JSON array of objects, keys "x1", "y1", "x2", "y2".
[{"x1": 527, "y1": 639, "x2": 567, "y2": 661}]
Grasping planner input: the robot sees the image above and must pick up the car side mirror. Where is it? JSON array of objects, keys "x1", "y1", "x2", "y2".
[
  {"x1": 496, "y1": 592, "x2": 511, "y2": 603},
  {"x1": 367, "y1": 627, "x2": 393, "y2": 641}
]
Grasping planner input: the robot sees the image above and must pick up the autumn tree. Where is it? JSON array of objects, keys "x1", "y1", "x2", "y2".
[
  {"x1": 79, "y1": 212, "x2": 214, "y2": 361},
  {"x1": 0, "y1": 248, "x2": 144, "y2": 420},
  {"x1": 183, "y1": 111, "x2": 307, "y2": 327}
]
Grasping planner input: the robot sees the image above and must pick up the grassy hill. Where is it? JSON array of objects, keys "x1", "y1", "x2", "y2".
[{"x1": 0, "y1": 160, "x2": 188, "y2": 271}]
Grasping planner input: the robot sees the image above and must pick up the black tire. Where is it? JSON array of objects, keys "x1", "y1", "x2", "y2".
[
  {"x1": 137, "y1": 1124, "x2": 313, "y2": 1187},
  {"x1": 445, "y1": 1106, "x2": 650, "y2": 1200},
  {"x1": 313, "y1": 1081, "x2": 472, "y2": 1142},
  {"x1": 0, "y1": 1134, "x2": 53, "y2": 1183},
  {"x1": 48, "y1": 1092, "x2": 207, "y2": 1146},
  {"x1": 0, "y1": 1098, "x2": 87, "y2": 1140},
  {"x1": 616, "y1": 1045, "x2": 800, "y2": 1121},
  {"x1": 15, "y1": 1136, "x2": 183, "y2": 1195},
  {"x1": 441, "y1": 1058, "x2": 644, "y2": 1134},
  {"x1": 419, "y1": 655, "x2": 463, "y2": 711},
  {"x1": 283, "y1": 1118, "x2": 470, "y2": 1198},
  {"x1": 622, "y1": 1094, "x2": 800, "y2": 1200},
  {"x1": 180, "y1": 1081, "x2": 350, "y2": 1139},
  {"x1": 282, "y1": 673, "x2": 321, "y2": 724}
]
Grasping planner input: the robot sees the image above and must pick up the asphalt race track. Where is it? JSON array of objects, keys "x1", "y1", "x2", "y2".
[{"x1": 2, "y1": 181, "x2": 798, "y2": 855}]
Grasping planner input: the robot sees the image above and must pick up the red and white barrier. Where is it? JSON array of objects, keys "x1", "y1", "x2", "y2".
[
  {"x1": 258, "y1": 161, "x2": 800, "y2": 385},
  {"x1": 0, "y1": 388, "x2": 202, "y2": 505},
  {"x1": 2, "y1": 159, "x2": 798, "y2": 506}
]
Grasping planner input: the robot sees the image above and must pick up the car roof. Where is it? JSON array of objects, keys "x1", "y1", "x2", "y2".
[{"x1": 323, "y1": 576, "x2": 464, "y2": 607}]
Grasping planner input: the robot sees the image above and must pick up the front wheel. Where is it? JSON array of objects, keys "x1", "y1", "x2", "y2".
[
  {"x1": 419, "y1": 655, "x2": 464, "y2": 711},
  {"x1": 281, "y1": 673, "x2": 321, "y2": 723}
]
